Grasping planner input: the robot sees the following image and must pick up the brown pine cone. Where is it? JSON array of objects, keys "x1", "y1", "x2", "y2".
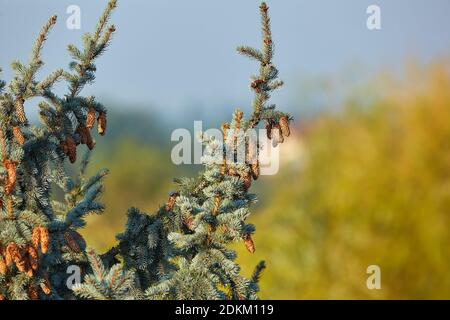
[
  {"x1": 12, "y1": 127, "x2": 25, "y2": 145},
  {"x1": 241, "y1": 172, "x2": 252, "y2": 191},
  {"x1": 28, "y1": 286, "x2": 39, "y2": 300},
  {"x1": 243, "y1": 234, "x2": 255, "y2": 253},
  {"x1": 279, "y1": 116, "x2": 290, "y2": 137},
  {"x1": 271, "y1": 124, "x2": 284, "y2": 148},
  {"x1": 0, "y1": 255, "x2": 7, "y2": 275},
  {"x1": 39, "y1": 227, "x2": 49, "y2": 254},
  {"x1": 3, "y1": 160, "x2": 17, "y2": 195},
  {"x1": 97, "y1": 112, "x2": 107, "y2": 136},
  {"x1": 76, "y1": 125, "x2": 88, "y2": 145},
  {"x1": 251, "y1": 79, "x2": 264, "y2": 90},
  {"x1": 31, "y1": 228, "x2": 41, "y2": 251},
  {"x1": 165, "y1": 192, "x2": 179, "y2": 212},
  {"x1": 12, "y1": 247, "x2": 26, "y2": 273},
  {"x1": 70, "y1": 230, "x2": 86, "y2": 249},
  {"x1": 66, "y1": 136, "x2": 77, "y2": 163},
  {"x1": 40, "y1": 276, "x2": 51, "y2": 295},
  {"x1": 265, "y1": 122, "x2": 272, "y2": 140},
  {"x1": 27, "y1": 246, "x2": 39, "y2": 271},
  {"x1": 64, "y1": 232, "x2": 81, "y2": 253},
  {"x1": 86, "y1": 108, "x2": 96, "y2": 130},
  {"x1": 31, "y1": 226, "x2": 49, "y2": 254},
  {"x1": 76, "y1": 125, "x2": 95, "y2": 150},
  {"x1": 15, "y1": 98, "x2": 27, "y2": 124},
  {"x1": 4, "y1": 243, "x2": 14, "y2": 267},
  {"x1": 251, "y1": 161, "x2": 260, "y2": 180}
]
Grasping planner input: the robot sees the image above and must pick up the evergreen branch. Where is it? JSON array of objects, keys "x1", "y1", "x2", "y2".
[
  {"x1": 31, "y1": 15, "x2": 58, "y2": 69},
  {"x1": 93, "y1": 0, "x2": 118, "y2": 43},
  {"x1": 67, "y1": 0, "x2": 117, "y2": 97},
  {"x1": 251, "y1": 260, "x2": 266, "y2": 285}
]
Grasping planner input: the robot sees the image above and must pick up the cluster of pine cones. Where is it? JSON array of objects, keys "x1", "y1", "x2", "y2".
[
  {"x1": 60, "y1": 109, "x2": 107, "y2": 164},
  {"x1": 163, "y1": 112, "x2": 291, "y2": 256},
  {"x1": 266, "y1": 115, "x2": 291, "y2": 148},
  {"x1": 0, "y1": 226, "x2": 51, "y2": 299},
  {"x1": 0, "y1": 227, "x2": 48, "y2": 277}
]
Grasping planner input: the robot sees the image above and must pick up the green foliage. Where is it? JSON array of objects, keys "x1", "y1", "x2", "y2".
[
  {"x1": 75, "y1": 2, "x2": 291, "y2": 300},
  {"x1": 72, "y1": 248, "x2": 137, "y2": 300},
  {"x1": 1, "y1": 1, "x2": 291, "y2": 300},
  {"x1": 0, "y1": 0, "x2": 116, "y2": 299}
]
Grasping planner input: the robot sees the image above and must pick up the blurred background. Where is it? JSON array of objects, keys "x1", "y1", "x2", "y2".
[{"x1": 1, "y1": 0, "x2": 450, "y2": 299}]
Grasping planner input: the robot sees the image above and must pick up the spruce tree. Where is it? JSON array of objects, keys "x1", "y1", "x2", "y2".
[
  {"x1": 0, "y1": 0, "x2": 116, "y2": 299},
  {"x1": 0, "y1": 1, "x2": 291, "y2": 300}
]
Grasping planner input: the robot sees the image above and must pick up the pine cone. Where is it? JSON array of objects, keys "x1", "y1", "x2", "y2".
[
  {"x1": 76, "y1": 125, "x2": 87, "y2": 145},
  {"x1": 244, "y1": 234, "x2": 255, "y2": 253},
  {"x1": 12, "y1": 247, "x2": 26, "y2": 273},
  {"x1": 39, "y1": 227, "x2": 49, "y2": 254},
  {"x1": 31, "y1": 228, "x2": 41, "y2": 251},
  {"x1": 31, "y1": 227, "x2": 49, "y2": 254},
  {"x1": 265, "y1": 122, "x2": 272, "y2": 140},
  {"x1": 64, "y1": 232, "x2": 81, "y2": 253},
  {"x1": 25, "y1": 265, "x2": 33, "y2": 277},
  {"x1": 27, "y1": 246, "x2": 39, "y2": 271},
  {"x1": 271, "y1": 124, "x2": 283, "y2": 148},
  {"x1": 86, "y1": 108, "x2": 96, "y2": 130},
  {"x1": 260, "y1": 2, "x2": 269, "y2": 13},
  {"x1": 4, "y1": 244, "x2": 13, "y2": 267},
  {"x1": 0, "y1": 255, "x2": 7, "y2": 275},
  {"x1": 251, "y1": 161, "x2": 260, "y2": 180},
  {"x1": 251, "y1": 79, "x2": 264, "y2": 91},
  {"x1": 279, "y1": 116, "x2": 290, "y2": 137},
  {"x1": 40, "y1": 276, "x2": 51, "y2": 295},
  {"x1": 241, "y1": 172, "x2": 252, "y2": 191},
  {"x1": 3, "y1": 160, "x2": 17, "y2": 195},
  {"x1": 165, "y1": 192, "x2": 179, "y2": 211},
  {"x1": 66, "y1": 136, "x2": 77, "y2": 163},
  {"x1": 12, "y1": 127, "x2": 25, "y2": 145},
  {"x1": 76, "y1": 125, "x2": 95, "y2": 150},
  {"x1": 97, "y1": 112, "x2": 107, "y2": 136},
  {"x1": 28, "y1": 286, "x2": 39, "y2": 300},
  {"x1": 15, "y1": 98, "x2": 27, "y2": 124},
  {"x1": 70, "y1": 230, "x2": 86, "y2": 249}
]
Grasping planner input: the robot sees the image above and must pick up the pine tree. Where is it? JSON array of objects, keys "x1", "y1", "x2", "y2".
[
  {"x1": 0, "y1": 0, "x2": 116, "y2": 299},
  {"x1": 0, "y1": 1, "x2": 291, "y2": 300}
]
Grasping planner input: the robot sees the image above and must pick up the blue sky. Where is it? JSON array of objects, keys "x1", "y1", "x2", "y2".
[{"x1": 1, "y1": 0, "x2": 449, "y2": 119}]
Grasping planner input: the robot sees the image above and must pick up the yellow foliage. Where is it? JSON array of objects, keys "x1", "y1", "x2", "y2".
[{"x1": 235, "y1": 61, "x2": 450, "y2": 299}]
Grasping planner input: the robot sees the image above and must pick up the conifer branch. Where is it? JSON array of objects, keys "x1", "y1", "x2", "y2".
[{"x1": 0, "y1": 0, "x2": 117, "y2": 300}]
